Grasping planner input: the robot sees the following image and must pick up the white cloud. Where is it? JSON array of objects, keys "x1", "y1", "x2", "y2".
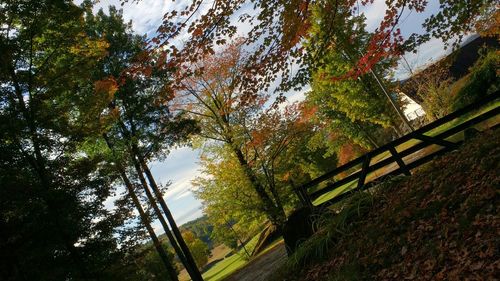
[
  {"x1": 286, "y1": 87, "x2": 308, "y2": 104},
  {"x1": 360, "y1": 0, "x2": 388, "y2": 31},
  {"x1": 75, "y1": 0, "x2": 182, "y2": 37}
]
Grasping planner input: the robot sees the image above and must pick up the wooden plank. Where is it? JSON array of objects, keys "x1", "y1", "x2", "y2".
[
  {"x1": 413, "y1": 133, "x2": 458, "y2": 148},
  {"x1": 369, "y1": 105, "x2": 499, "y2": 172},
  {"x1": 405, "y1": 146, "x2": 453, "y2": 170},
  {"x1": 310, "y1": 105, "x2": 499, "y2": 202},
  {"x1": 300, "y1": 156, "x2": 364, "y2": 190},
  {"x1": 433, "y1": 106, "x2": 500, "y2": 140},
  {"x1": 316, "y1": 188, "x2": 359, "y2": 208},
  {"x1": 317, "y1": 147, "x2": 454, "y2": 208},
  {"x1": 319, "y1": 107, "x2": 500, "y2": 207},
  {"x1": 389, "y1": 146, "x2": 411, "y2": 176},
  {"x1": 357, "y1": 155, "x2": 372, "y2": 189},
  {"x1": 300, "y1": 186, "x2": 313, "y2": 208},
  {"x1": 309, "y1": 170, "x2": 362, "y2": 200}
]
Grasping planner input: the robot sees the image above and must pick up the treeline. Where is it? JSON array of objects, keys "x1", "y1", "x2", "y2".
[
  {"x1": 0, "y1": 1, "x2": 197, "y2": 280},
  {"x1": 180, "y1": 216, "x2": 214, "y2": 249},
  {"x1": 1, "y1": 0, "x2": 497, "y2": 280}
]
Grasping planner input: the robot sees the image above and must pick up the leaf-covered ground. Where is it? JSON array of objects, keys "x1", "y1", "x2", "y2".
[{"x1": 271, "y1": 129, "x2": 500, "y2": 281}]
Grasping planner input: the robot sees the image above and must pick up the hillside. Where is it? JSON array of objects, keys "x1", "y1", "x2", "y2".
[
  {"x1": 179, "y1": 216, "x2": 215, "y2": 249},
  {"x1": 270, "y1": 129, "x2": 499, "y2": 280},
  {"x1": 398, "y1": 36, "x2": 498, "y2": 104}
]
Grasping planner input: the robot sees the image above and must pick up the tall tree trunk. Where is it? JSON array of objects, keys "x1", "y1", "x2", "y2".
[
  {"x1": 134, "y1": 148, "x2": 204, "y2": 281},
  {"x1": 267, "y1": 181, "x2": 285, "y2": 221},
  {"x1": 231, "y1": 146, "x2": 286, "y2": 228},
  {"x1": 354, "y1": 122, "x2": 380, "y2": 149},
  {"x1": 130, "y1": 153, "x2": 198, "y2": 279},
  {"x1": 369, "y1": 68, "x2": 414, "y2": 132},
  {"x1": 119, "y1": 167, "x2": 179, "y2": 281},
  {"x1": 224, "y1": 217, "x2": 251, "y2": 259},
  {"x1": 115, "y1": 117, "x2": 203, "y2": 281},
  {"x1": 341, "y1": 50, "x2": 414, "y2": 134},
  {"x1": 104, "y1": 135, "x2": 179, "y2": 281}
]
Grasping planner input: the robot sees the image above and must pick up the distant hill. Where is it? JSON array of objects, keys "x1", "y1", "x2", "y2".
[{"x1": 179, "y1": 215, "x2": 215, "y2": 249}]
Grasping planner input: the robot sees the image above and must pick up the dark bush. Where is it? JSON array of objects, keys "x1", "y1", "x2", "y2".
[{"x1": 452, "y1": 50, "x2": 499, "y2": 110}]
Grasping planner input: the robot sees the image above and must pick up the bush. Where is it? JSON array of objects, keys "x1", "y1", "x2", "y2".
[
  {"x1": 419, "y1": 78, "x2": 456, "y2": 121},
  {"x1": 272, "y1": 192, "x2": 375, "y2": 275},
  {"x1": 452, "y1": 49, "x2": 499, "y2": 110}
]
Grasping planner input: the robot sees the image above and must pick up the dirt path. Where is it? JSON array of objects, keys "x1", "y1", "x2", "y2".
[{"x1": 224, "y1": 243, "x2": 287, "y2": 281}]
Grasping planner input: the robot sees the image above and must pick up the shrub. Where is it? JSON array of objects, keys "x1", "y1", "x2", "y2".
[
  {"x1": 419, "y1": 78, "x2": 456, "y2": 121},
  {"x1": 452, "y1": 49, "x2": 499, "y2": 110},
  {"x1": 285, "y1": 192, "x2": 375, "y2": 269}
]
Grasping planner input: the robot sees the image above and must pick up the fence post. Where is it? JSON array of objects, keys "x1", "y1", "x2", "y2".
[
  {"x1": 291, "y1": 180, "x2": 313, "y2": 208},
  {"x1": 300, "y1": 184, "x2": 313, "y2": 208},
  {"x1": 357, "y1": 155, "x2": 372, "y2": 189},
  {"x1": 388, "y1": 146, "x2": 411, "y2": 176}
]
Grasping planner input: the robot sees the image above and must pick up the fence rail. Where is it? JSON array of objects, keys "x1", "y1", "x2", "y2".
[{"x1": 296, "y1": 92, "x2": 500, "y2": 209}]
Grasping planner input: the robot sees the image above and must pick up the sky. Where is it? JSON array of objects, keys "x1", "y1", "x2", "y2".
[{"x1": 81, "y1": 0, "x2": 468, "y2": 233}]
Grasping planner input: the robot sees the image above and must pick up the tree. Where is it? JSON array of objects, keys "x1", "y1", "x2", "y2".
[
  {"x1": 0, "y1": 1, "x2": 128, "y2": 279},
  {"x1": 102, "y1": 134, "x2": 180, "y2": 281},
  {"x1": 301, "y1": 1, "x2": 403, "y2": 153},
  {"x1": 307, "y1": 1, "x2": 413, "y2": 135},
  {"x1": 80, "y1": 4, "x2": 202, "y2": 280},
  {"x1": 139, "y1": 240, "x2": 179, "y2": 281},
  {"x1": 180, "y1": 216, "x2": 215, "y2": 248},
  {"x1": 152, "y1": 0, "x2": 496, "y2": 96},
  {"x1": 174, "y1": 41, "x2": 289, "y2": 228},
  {"x1": 193, "y1": 145, "x2": 268, "y2": 249},
  {"x1": 182, "y1": 231, "x2": 210, "y2": 268}
]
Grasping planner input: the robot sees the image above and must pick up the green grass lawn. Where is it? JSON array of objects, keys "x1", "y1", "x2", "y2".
[
  {"x1": 202, "y1": 251, "x2": 247, "y2": 281},
  {"x1": 312, "y1": 99, "x2": 500, "y2": 206},
  {"x1": 202, "y1": 230, "x2": 263, "y2": 281},
  {"x1": 202, "y1": 228, "x2": 286, "y2": 281}
]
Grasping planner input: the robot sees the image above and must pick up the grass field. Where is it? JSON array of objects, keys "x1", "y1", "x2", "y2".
[
  {"x1": 200, "y1": 230, "x2": 285, "y2": 281},
  {"x1": 202, "y1": 250, "x2": 248, "y2": 281},
  {"x1": 201, "y1": 230, "x2": 262, "y2": 281}
]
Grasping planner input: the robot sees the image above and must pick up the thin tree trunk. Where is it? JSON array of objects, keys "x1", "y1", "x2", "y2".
[
  {"x1": 368, "y1": 68, "x2": 414, "y2": 132},
  {"x1": 103, "y1": 135, "x2": 179, "y2": 281},
  {"x1": 135, "y1": 150, "x2": 204, "y2": 281},
  {"x1": 353, "y1": 122, "x2": 380, "y2": 149},
  {"x1": 119, "y1": 168, "x2": 179, "y2": 281},
  {"x1": 114, "y1": 117, "x2": 203, "y2": 281},
  {"x1": 222, "y1": 216, "x2": 251, "y2": 258},
  {"x1": 268, "y1": 182, "x2": 286, "y2": 221},
  {"x1": 130, "y1": 154, "x2": 198, "y2": 279},
  {"x1": 341, "y1": 50, "x2": 414, "y2": 134},
  {"x1": 231, "y1": 146, "x2": 286, "y2": 228}
]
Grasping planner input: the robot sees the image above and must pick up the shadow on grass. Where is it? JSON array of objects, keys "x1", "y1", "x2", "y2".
[
  {"x1": 202, "y1": 252, "x2": 246, "y2": 280},
  {"x1": 201, "y1": 257, "x2": 224, "y2": 273}
]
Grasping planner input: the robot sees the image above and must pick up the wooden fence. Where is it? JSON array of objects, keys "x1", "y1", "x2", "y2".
[{"x1": 296, "y1": 92, "x2": 500, "y2": 209}]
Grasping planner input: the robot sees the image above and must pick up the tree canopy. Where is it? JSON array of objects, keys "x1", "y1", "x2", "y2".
[{"x1": 1, "y1": 0, "x2": 497, "y2": 279}]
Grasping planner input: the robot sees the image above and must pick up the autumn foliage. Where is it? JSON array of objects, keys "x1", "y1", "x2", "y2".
[{"x1": 150, "y1": 0, "x2": 495, "y2": 91}]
